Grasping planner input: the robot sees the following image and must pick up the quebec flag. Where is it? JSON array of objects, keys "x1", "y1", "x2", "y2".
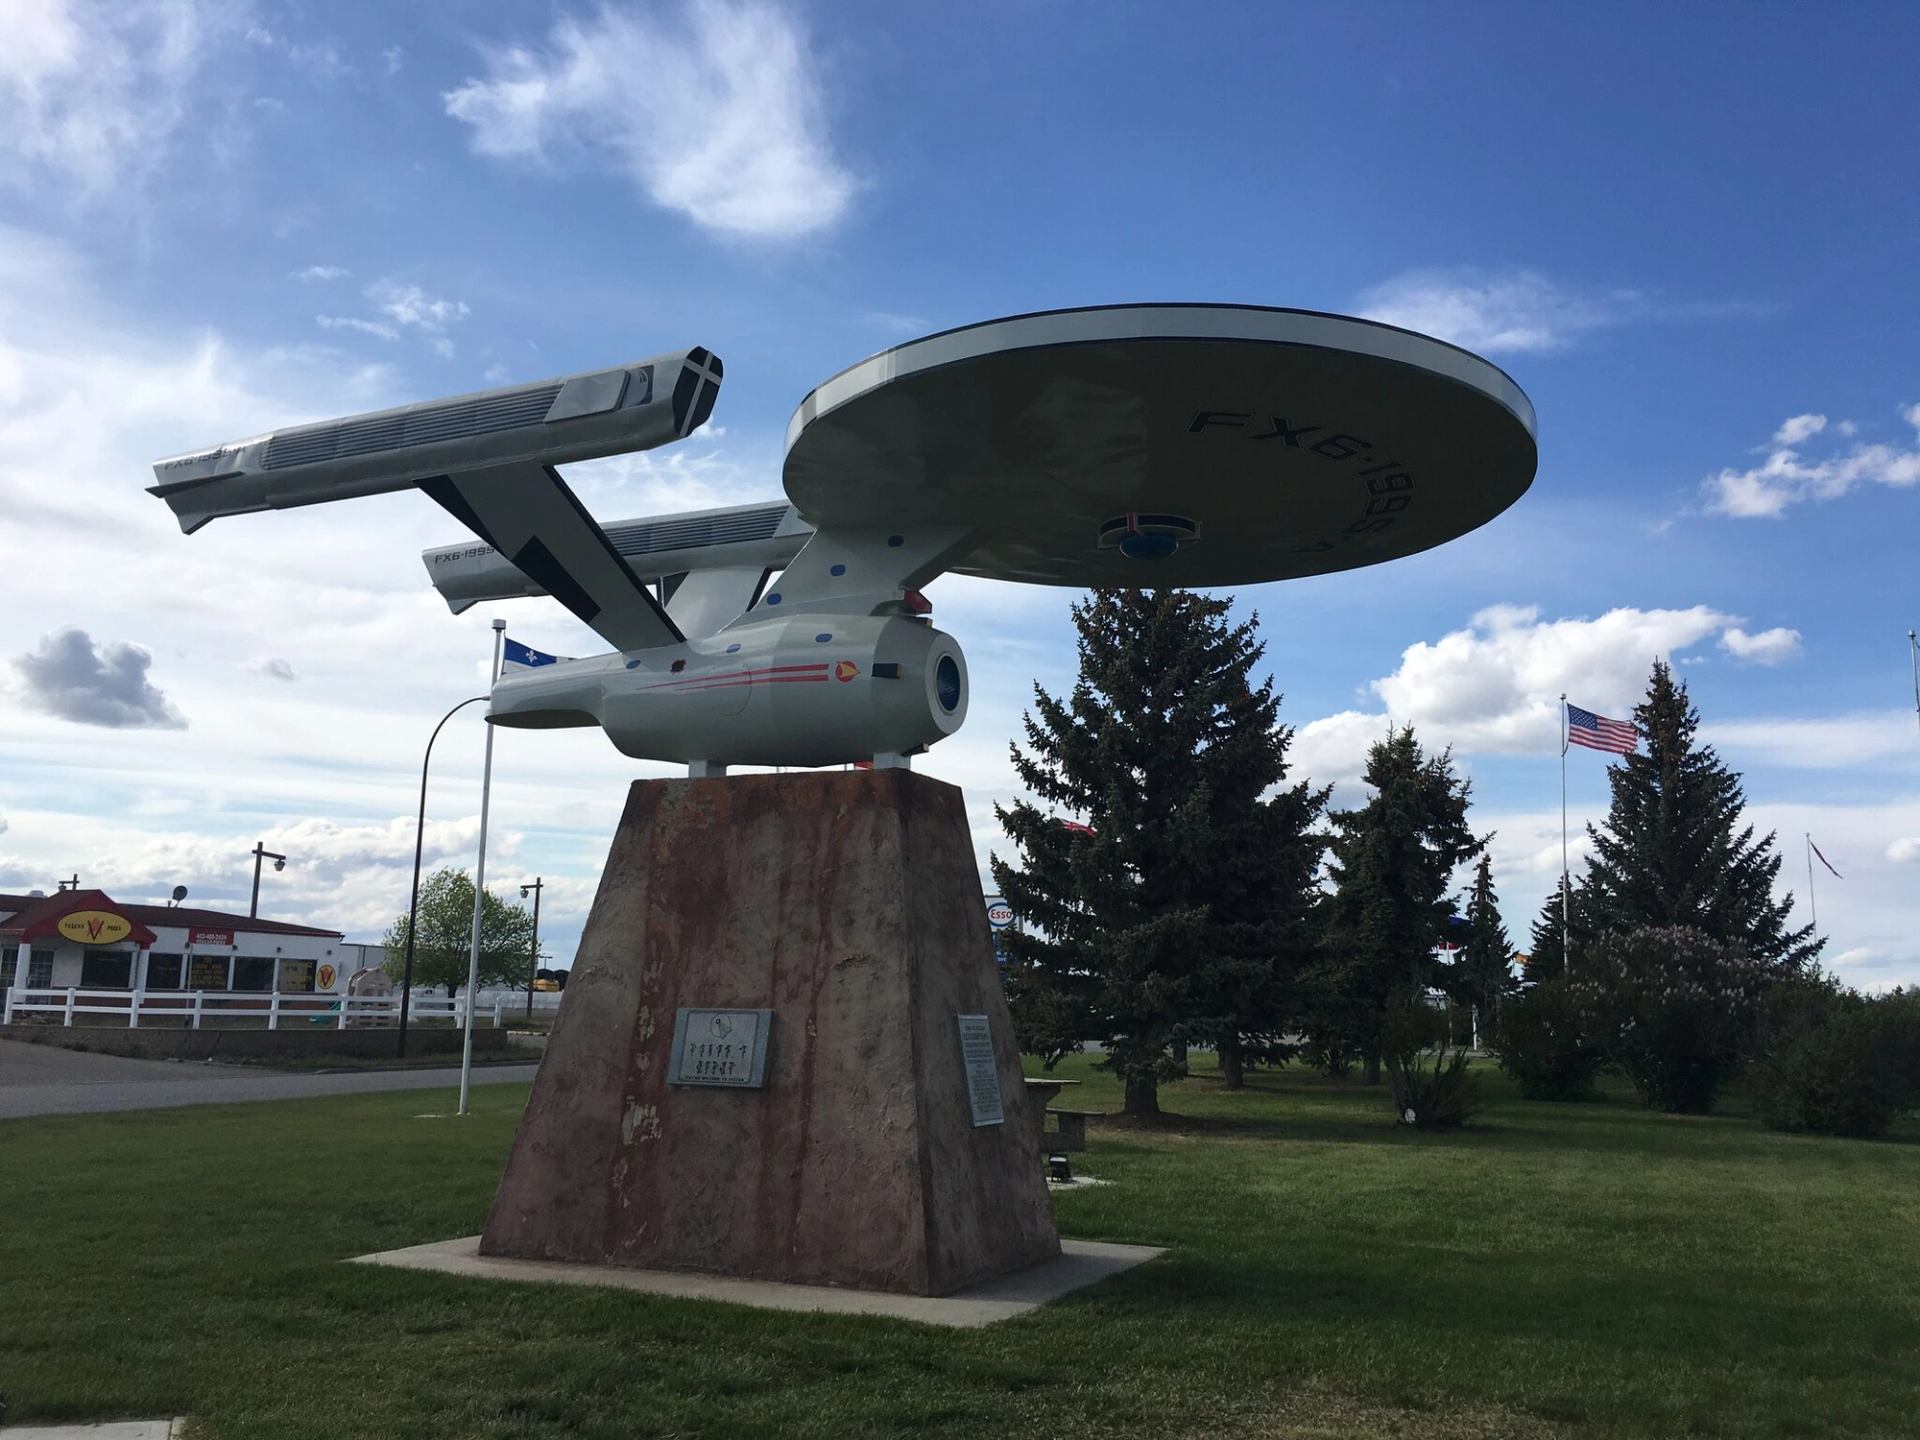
[{"x1": 503, "y1": 639, "x2": 564, "y2": 669}]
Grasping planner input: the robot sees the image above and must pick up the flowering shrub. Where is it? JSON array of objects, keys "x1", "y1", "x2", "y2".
[
  {"x1": 1569, "y1": 926, "x2": 1771, "y2": 1114},
  {"x1": 1493, "y1": 977, "x2": 1603, "y2": 1101}
]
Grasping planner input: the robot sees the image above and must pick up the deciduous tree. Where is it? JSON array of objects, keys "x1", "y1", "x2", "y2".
[{"x1": 383, "y1": 868, "x2": 537, "y2": 999}]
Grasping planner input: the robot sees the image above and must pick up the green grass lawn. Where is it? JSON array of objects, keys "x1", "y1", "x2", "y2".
[{"x1": 1, "y1": 1059, "x2": 1916, "y2": 1439}]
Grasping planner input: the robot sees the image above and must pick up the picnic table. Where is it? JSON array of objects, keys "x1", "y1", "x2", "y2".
[{"x1": 1023, "y1": 1077, "x2": 1092, "y2": 1152}]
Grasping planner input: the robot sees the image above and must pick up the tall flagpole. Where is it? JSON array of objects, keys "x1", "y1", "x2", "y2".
[
  {"x1": 1805, "y1": 833, "x2": 1817, "y2": 937},
  {"x1": 1560, "y1": 693, "x2": 1570, "y2": 977},
  {"x1": 458, "y1": 618, "x2": 507, "y2": 1118},
  {"x1": 1909, "y1": 630, "x2": 1918, "y2": 741}
]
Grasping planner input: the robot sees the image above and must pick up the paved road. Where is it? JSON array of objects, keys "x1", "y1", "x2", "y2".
[{"x1": 0, "y1": 1039, "x2": 539, "y2": 1120}]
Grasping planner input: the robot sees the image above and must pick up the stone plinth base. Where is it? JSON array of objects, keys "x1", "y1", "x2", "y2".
[{"x1": 480, "y1": 770, "x2": 1059, "y2": 1296}]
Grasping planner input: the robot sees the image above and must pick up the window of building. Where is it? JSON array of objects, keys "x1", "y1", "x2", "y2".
[
  {"x1": 1, "y1": 945, "x2": 16, "y2": 988},
  {"x1": 146, "y1": 953, "x2": 185, "y2": 990},
  {"x1": 27, "y1": 949, "x2": 54, "y2": 989},
  {"x1": 80, "y1": 950, "x2": 134, "y2": 989},
  {"x1": 277, "y1": 958, "x2": 316, "y2": 994},
  {"x1": 187, "y1": 954, "x2": 230, "y2": 992},
  {"x1": 232, "y1": 956, "x2": 275, "y2": 992}
]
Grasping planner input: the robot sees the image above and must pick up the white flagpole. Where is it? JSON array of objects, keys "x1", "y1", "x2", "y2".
[
  {"x1": 1560, "y1": 693, "x2": 1570, "y2": 977},
  {"x1": 458, "y1": 618, "x2": 507, "y2": 1118},
  {"x1": 1909, "y1": 630, "x2": 1918, "y2": 741},
  {"x1": 1805, "y1": 832, "x2": 1817, "y2": 937}
]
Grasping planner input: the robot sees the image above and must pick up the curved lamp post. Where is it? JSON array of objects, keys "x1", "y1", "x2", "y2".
[
  {"x1": 397, "y1": 693, "x2": 489, "y2": 1057},
  {"x1": 249, "y1": 842, "x2": 287, "y2": 918}
]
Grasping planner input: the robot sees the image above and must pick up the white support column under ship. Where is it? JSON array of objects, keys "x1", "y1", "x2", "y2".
[{"x1": 149, "y1": 306, "x2": 1539, "y2": 773}]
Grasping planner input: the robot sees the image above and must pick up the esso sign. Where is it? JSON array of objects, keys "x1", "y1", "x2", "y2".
[{"x1": 985, "y1": 898, "x2": 1014, "y2": 930}]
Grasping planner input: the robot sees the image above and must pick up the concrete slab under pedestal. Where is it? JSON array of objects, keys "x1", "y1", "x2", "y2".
[{"x1": 351, "y1": 1235, "x2": 1164, "y2": 1328}]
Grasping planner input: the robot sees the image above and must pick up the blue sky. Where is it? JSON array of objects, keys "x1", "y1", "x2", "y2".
[{"x1": 2, "y1": 1, "x2": 1916, "y2": 988}]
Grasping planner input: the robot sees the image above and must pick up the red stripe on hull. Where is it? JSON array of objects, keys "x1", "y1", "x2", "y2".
[{"x1": 641, "y1": 662, "x2": 830, "y2": 692}]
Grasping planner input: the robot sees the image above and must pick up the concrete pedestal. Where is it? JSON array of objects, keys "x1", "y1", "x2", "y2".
[{"x1": 481, "y1": 770, "x2": 1060, "y2": 1296}]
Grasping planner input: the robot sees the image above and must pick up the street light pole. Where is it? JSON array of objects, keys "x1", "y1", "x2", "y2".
[
  {"x1": 249, "y1": 842, "x2": 287, "y2": 918},
  {"x1": 458, "y1": 619, "x2": 508, "y2": 1118},
  {"x1": 396, "y1": 693, "x2": 489, "y2": 1058},
  {"x1": 520, "y1": 877, "x2": 543, "y2": 1018}
]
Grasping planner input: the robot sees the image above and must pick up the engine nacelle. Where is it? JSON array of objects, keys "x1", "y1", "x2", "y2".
[{"x1": 488, "y1": 615, "x2": 967, "y2": 768}]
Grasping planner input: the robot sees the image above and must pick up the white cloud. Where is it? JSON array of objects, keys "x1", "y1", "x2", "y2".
[
  {"x1": 1719, "y1": 626, "x2": 1802, "y2": 665},
  {"x1": 314, "y1": 280, "x2": 469, "y2": 350},
  {"x1": 0, "y1": 812, "x2": 502, "y2": 936},
  {"x1": 0, "y1": 0, "x2": 236, "y2": 191},
  {"x1": 1704, "y1": 406, "x2": 1920, "y2": 518},
  {"x1": 1886, "y1": 837, "x2": 1920, "y2": 864},
  {"x1": 443, "y1": 0, "x2": 855, "y2": 239},
  {"x1": 1772, "y1": 413, "x2": 1826, "y2": 446},
  {"x1": 242, "y1": 23, "x2": 352, "y2": 81},
  {"x1": 1285, "y1": 604, "x2": 1770, "y2": 801},
  {"x1": 1368, "y1": 603, "x2": 1732, "y2": 753},
  {"x1": 1356, "y1": 269, "x2": 1625, "y2": 354},
  {"x1": 382, "y1": 46, "x2": 403, "y2": 77},
  {"x1": 316, "y1": 314, "x2": 399, "y2": 341},
  {"x1": 1355, "y1": 268, "x2": 1766, "y2": 356},
  {"x1": 1291, "y1": 711, "x2": 1391, "y2": 796},
  {"x1": 565, "y1": 434, "x2": 780, "y2": 514},
  {"x1": 1704, "y1": 712, "x2": 1918, "y2": 771},
  {"x1": 253, "y1": 657, "x2": 297, "y2": 682},
  {"x1": 293, "y1": 264, "x2": 349, "y2": 282},
  {"x1": 369, "y1": 280, "x2": 470, "y2": 332}
]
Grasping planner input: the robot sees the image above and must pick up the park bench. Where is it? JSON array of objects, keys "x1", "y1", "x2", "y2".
[
  {"x1": 1046, "y1": 1108, "x2": 1097, "y2": 1153},
  {"x1": 1023, "y1": 1076, "x2": 1097, "y2": 1152}
]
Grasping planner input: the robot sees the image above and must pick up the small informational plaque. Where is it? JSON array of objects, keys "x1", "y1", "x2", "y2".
[
  {"x1": 956, "y1": 1013, "x2": 1004, "y2": 1126},
  {"x1": 667, "y1": 1007, "x2": 773, "y2": 1088}
]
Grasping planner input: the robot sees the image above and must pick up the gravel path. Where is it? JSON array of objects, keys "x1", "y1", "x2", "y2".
[{"x1": 0, "y1": 1039, "x2": 537, "y2": 1120}]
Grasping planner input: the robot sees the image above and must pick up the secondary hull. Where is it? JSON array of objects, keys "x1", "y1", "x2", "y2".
[{"x1": 488, "y1": 616, "x2": 967, "y2": 768}]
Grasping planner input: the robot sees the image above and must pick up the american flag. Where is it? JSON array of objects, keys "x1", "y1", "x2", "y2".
[{"x1": 1566, "y1": 703, "x2": 1637, "y2": 755}]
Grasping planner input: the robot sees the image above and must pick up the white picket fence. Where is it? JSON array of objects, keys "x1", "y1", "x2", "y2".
[{"x1": 1, "y1": 986, "x2": 505, "y2": 1030}]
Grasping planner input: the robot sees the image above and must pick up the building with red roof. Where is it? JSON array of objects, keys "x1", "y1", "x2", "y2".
[{"x1": 1, "y1": 886, "x2": 350, "y2": 999}]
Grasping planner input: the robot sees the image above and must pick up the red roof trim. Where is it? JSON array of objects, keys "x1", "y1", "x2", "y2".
[
  {"x1": 0, "y1": 889, "x2": 341, "y2": 942},
  {"x1": 4, "y1": 890, "x2": 160, "y2": 947}
]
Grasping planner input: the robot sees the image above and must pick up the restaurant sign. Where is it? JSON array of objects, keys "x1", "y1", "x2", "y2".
[
  {"x1": 57, "y1": 910, "x2": 133, "y2": 946},
  {"x1": 188, "y1": 927, "x2": 235, "y2": 947}
]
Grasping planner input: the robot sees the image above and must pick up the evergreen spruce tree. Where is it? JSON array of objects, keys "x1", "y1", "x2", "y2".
[
  {"x1": 1524, "y1": 873, "x2": 1593, "y2": 984},
  {"x1": 1584, "y1": 661, "x2": 1818, "y2": 970},
  {"x1": 1452, "y1": 853, "x2": 1515, "y2": 1030},
  {"x1": 1316, "y1": 727, "x2": 1482, "y2": 1082},
  {"x1": 991, "y1": 588, "x2": 1326, "y2": 1115}
]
